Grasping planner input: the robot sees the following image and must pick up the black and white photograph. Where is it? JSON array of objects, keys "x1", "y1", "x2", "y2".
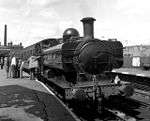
[{"x1": 0, "y1": 0, "x2": 149, "y2": 120}]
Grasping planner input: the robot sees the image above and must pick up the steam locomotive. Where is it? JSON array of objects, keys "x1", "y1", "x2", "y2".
[
  {"x1": 21, "y1": 17, "x2": 134, "y2": 113},
  {"x1": 43, "y1": 17, "x2": 123, "y2": 83}
]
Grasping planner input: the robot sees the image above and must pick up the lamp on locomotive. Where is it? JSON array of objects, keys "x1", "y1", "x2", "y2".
[{"x1": 63, "y1": 28, "x2": 79, "y2": 42}]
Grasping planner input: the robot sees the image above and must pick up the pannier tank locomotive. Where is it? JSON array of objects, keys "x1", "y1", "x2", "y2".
[{"x1": 23, "y1": 17, "x2": 134, "y2": 113}]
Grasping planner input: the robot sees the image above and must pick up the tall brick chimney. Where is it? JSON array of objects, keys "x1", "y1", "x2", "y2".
[{"x1": 4, "y1": 24, "x2": 7, "y2": 46}]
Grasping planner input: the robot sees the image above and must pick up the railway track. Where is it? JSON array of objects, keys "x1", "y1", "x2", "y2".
[
  {"x1": 103, "y1": 92, "x2": 150, "y2": 121},
  {"x1": 132, "y1": 82, "x2": 150, "y2": 92},
  {"x1": 132, "y1": 89, "x2": 150, "y2": 106},
  {"x1": 106, "y1": 73, "x2": 150, "y2": 121},
  {"x1": 108, "y1": 71, "x2": 150, "y2": 92},
  {"x1": 105, "y1": 108, "x2": 136, "y2": 121},
  {"x1": 76, "y1": 88, "x2": 150, "y2": 121}
]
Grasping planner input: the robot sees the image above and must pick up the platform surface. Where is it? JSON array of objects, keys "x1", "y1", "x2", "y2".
[
  {"x1": 0, "y1": 69, "x2": 78, "y2": 121},
  {"x1": 112, "y1": 68, "x2": 150, "y2": 77}
]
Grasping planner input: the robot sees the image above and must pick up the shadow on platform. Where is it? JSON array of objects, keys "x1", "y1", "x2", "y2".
[{"x1": 0, "y1": 85, "x2": 76, "y2": 121}]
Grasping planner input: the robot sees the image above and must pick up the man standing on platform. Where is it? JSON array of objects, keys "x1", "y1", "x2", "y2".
[
  {"x1": 20, "y1": 60, "x2": 24, "y2": 78},
  {"x1": 1, "y1": 57, "x2": 4, "y2": 69},
  {"x1": 4, "y1": 56, "x2": 10, "y2": 78},
  {"x1": 10, "y1": 55, "x2": 16, "y2": 78},
  {"x1": 28, "y1": 55, "x2": 40, "y2": 80}
]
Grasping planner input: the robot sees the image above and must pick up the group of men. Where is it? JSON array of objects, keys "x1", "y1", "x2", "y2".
[
  {"x1": 4, "y1": 55, "x2": 41, "y2": 80},
  {"x1": 4, "y1": 56, "x2": 24, "y2": 78}
]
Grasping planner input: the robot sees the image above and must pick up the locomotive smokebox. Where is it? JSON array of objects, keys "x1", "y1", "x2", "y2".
[{"x1": 81, "y1": 17, "x2": 96, "y2": 39}]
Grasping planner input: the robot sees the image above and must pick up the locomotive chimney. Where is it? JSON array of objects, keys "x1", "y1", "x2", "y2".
[
  {"x1": 4, "y1": 24, "x2": 7, "y2": 46},
  {"x1": 81, "y1": 17, "x2": 96, "y2": 39}
]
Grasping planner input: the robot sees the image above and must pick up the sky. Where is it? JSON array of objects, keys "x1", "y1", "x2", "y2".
[{"x1": 0, "y1": 0, "x2": 150, "y2": 47}]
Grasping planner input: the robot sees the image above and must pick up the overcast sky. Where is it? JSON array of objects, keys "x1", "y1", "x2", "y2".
[{"x1": 0, "y1": 0, "x2": 150, "y2": 47}]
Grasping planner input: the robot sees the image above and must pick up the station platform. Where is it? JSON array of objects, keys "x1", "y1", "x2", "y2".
[
  {"x1": 112, "y1": 68, "x2": 150, "y2": 78},
  {"x1": 0, "y1": 69, "x2": 79, "y2": 121}
]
